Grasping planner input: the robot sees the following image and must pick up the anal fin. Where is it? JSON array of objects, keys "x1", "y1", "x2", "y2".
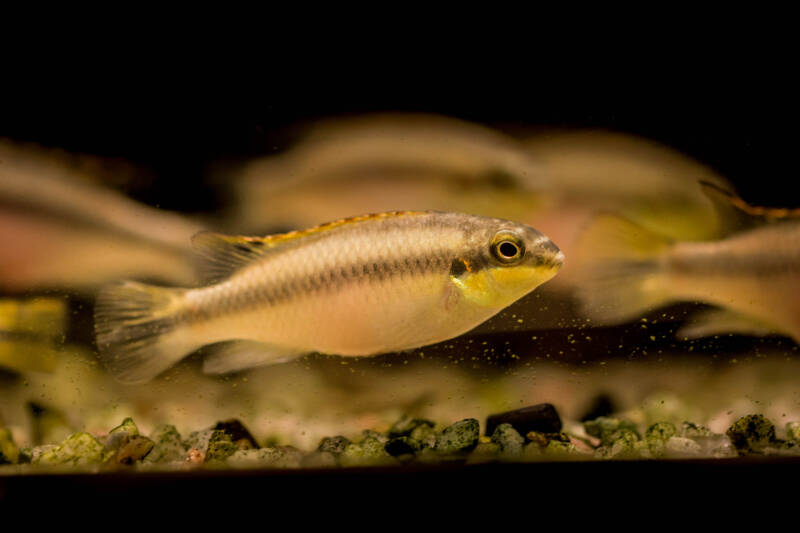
[{"x1": 202, "y1": 340, "x2": 306, "y2": 375}]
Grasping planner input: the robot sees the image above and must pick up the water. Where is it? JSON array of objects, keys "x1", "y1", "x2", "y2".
[{"x1": 1, "y1": 107, "x2": 798, "y2": 460}]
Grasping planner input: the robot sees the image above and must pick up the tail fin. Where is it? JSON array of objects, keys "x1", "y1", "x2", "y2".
[
  {"x1": 94, "y1": 281, "x2": 197, "y2": 384},
  {"x1": 571, "y1": 214, "x2": 675, "y2": 324}
]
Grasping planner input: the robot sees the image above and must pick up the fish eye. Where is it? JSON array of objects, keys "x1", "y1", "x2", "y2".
[{"x1": 490, "y1": 233, "x2": 524, "y2": 264}]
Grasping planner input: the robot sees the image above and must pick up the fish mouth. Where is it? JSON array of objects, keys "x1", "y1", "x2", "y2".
[
  {"x1": 551, "y1": 250, "x2": 565, "y2": 270},
  {"x1": 537, "y1": 238, "x2": 564, "y2": 270}
]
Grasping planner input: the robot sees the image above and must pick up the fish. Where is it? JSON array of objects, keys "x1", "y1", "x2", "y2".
[
  {"x1": 228, "y1": 113, "x2": 552, "y2": 233},
  {"x1": 94, "y1": 211, "x2": 564, "y2": 383},
  {"x1": 522, "y1": 130, "x2": 733, "y2": 243},
  {"x1": 0, "y1": 138, "x2": 203, "y2": 292},
  {"x1": 570, "y1": 182, "x2": 800, "y2": 342}
]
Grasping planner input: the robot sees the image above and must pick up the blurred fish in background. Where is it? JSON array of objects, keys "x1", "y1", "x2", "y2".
[
  {"x1": 571, "y1": 182, "x2": 800, "y2": 342},
  {"x1": 0, "y1": 139, "x2": 203, "y2": 293},
  {"x1": 228, "y1": 114, "x2": 553, "y2": 233}
]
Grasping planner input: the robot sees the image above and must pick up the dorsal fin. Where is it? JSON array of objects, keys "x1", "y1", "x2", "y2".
[
  {"x1": 700, "y1": 180, "x2": 800, "y2": 233},
  {"x1": 193, "y1": 211, "x2": 426, "y2": 284},
  {"x1": 192, "y1": 232, "x2": 277, "y2": 284}
]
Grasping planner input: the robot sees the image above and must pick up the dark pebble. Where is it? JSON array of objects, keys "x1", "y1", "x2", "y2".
[
  {"x1": 115, "y1": 435, "x2": 155, "y2": 465},
  {"x1": 213, "y1": 419, "x2": 259, "y2": 449},
  {"x1": 485, "y1": 403, "x2": 562, "y2": 436},
  {"x1": 385, "y1": 436, "x2": 420, "y2": 457}
]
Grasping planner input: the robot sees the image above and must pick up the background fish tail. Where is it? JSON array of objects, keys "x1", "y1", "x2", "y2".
[
  {"x1": 94, "y1": 281, "x2": 197, "y2": 383},
  {"x1": 572, "y1": 214, "x2": 674, "y2": 323}
]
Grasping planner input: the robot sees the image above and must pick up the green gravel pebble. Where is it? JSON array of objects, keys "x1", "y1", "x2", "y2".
[
  {"x1": 317, "y1": 436, "x2": 351, "y2": 455},
  {"x1": 596, "y1": 429, "x2": 640, "y2": 459},
  {"x1": 340, "y1": 440, "x2": 394, "y2": 467},
  {"x1": 185, "y1": 429, "x2": 237, "y2": 462},
  {"x1": 435, "y1": 418, "x2": 480, "y2": 454},
  {"x1": 680, "y1": 422, "x2": 713, "y2": 438},
  {"x1": 360, "y1": 434, "x2": 389, "y2": 455},
  {"x1": 361, "y1": 429, "x2": 389, "y2": 445},
  {"x1": 544, "y1": 440, "x2": 577, "y2": 456},
  {"x1": 726, "y1": 414, "x2": 777, "y2": 453},
  {"x1": 409, "y1": 424, "x2": 437, "y2": 449},
  {"x1": 228, "y1": 446, "x2": 304, "y2": 469},
  {"x1": 786, "y1": 422, "x2": 800, "y2": 443},
  {"x1": 645, "y1": 422, "x2": 677, "y2": 457},
  {"x1": 17, "y1": 447, "x2": 33, "y2": 464},
  {"x1": 467, "y1": 442, "x2": 501, "y2": 464},
  {"x1": 104, "y1": 417, "x2": 140, "y2": 452},
  {"x1": 109, "y1": 417, "x2": 139, "y2": 437},
  {"x1": 33, "y1": 432, "x2": 106, "y2": 466},
  {"x1": 490, "y1": 423, "x2": 524, "y2": 457},
  {"x1": 584, "y1": 417, "x2": 639, "y2": 446},
  {"x1": 145, "y1": 425, "x2": 185, "y2": 463},
  {"x1": 646, "y1": 422, "x2": 677, "y2": 442},
  {"x1": 0, "y1": 428, "x2": 19, "y2": 465}
]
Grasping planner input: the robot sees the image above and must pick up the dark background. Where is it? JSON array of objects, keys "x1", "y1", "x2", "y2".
[{"x1": 2, "y1": 62, "x2": 797, "y2": 214}]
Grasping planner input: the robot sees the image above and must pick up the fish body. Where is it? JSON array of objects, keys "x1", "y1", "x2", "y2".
[
  {"x1": 572, "y1": 185, "x2": 800, "y2": 341},
  {"x1": 666, "y1": 222, "x2": 800, "y2": 338},
  {"x1": 95, "y1": 211, "x2": 563, "y2": 383}
]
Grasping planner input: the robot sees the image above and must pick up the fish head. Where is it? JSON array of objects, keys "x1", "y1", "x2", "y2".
[{"x1": 451, "y1": 219, "x2": 564, "y2": 309}]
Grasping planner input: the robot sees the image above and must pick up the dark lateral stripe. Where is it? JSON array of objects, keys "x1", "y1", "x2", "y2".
[{"x1": 184, "y1": 249, "x2": 487, "y2": 323}]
